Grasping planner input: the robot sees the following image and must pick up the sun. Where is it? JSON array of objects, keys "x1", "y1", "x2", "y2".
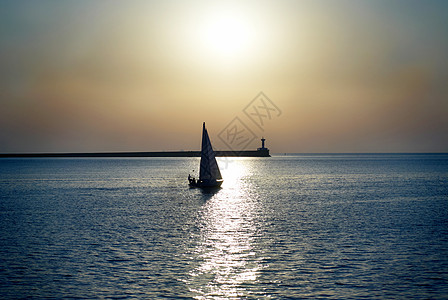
[
  {"x1": 179, "y1": 4, "x2": 268, "y2": 68},
  {"x1": 198, "y1": 10, "x2": 257, "y2": 60}
]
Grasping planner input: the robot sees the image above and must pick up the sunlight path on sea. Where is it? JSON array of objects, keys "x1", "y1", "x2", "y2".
[{"x1": 184, "y1": 160, "x2": 267, "y2": 299}]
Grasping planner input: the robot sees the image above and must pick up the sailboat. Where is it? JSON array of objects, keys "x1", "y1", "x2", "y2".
[{"x1": 188, "y1": 122, "x2": 223, "y2": 188}]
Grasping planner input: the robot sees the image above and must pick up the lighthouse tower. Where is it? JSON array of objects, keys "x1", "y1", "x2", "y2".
[{"x1": 257, "y1": 137, "x2": 270, "y2": 156}]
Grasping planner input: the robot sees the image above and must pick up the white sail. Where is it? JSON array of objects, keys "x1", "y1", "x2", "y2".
[{"x1": 199, "y1": 122, "x2": 222, "y2": 181}]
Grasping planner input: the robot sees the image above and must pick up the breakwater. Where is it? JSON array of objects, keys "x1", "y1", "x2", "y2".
[{"x1": 0, "y1": 149, "x2": 270, "y2": 158}]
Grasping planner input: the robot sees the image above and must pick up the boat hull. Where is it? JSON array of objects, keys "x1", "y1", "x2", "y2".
[{"x1": 189, "y1": 179, "x2": 223, "y2": 188}]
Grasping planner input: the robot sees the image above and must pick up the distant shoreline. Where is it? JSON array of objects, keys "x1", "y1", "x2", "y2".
[{"x1": 0, "y1": 149, "x2": 271, "y2": 158}]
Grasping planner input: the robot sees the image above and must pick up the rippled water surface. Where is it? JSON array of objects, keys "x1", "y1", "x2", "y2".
[{"x1": 1, "y1": 154, "x2": 447, "y2": 299}]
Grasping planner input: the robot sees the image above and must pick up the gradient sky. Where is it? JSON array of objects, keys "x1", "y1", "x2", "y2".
[{"x1": 1, "y1": 0, "x2": 447, "y2": 153}]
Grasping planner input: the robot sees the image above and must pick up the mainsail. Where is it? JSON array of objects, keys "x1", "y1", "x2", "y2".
[{"x1": 199, "y1": 122, "x2": 222, "y2": 181}]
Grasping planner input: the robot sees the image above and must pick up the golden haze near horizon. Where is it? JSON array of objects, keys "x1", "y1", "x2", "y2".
[{"x1": 1, "y1": 0, "x2": 447, "y2": 153}]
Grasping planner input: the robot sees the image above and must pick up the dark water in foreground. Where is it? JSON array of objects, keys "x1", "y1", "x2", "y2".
[{"x1": 0, "y1": 154, "x2": 447, "y2": 299}]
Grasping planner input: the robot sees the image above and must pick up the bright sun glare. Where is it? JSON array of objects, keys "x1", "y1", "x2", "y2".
[{"x1": 199, "y1": 11, "x2": 256, "y2": 60}]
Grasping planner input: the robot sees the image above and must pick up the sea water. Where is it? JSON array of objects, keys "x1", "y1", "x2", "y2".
[{"x1": 0, "y1": 154, "x2": 447, "y2": 299}]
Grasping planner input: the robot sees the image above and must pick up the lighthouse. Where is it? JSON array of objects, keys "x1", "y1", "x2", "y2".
[{"x1": 257, "y1": 137, "x2": 270, "y2": 156}]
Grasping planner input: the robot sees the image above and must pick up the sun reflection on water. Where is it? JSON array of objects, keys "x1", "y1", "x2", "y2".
[{"x1": 186, "y1": 159, "x2": 265, "y2": 299}]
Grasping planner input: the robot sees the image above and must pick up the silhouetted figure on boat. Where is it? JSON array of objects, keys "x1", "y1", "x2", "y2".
[{"x1": 188, "y1": 174, "x2": 196, "y2": 185}]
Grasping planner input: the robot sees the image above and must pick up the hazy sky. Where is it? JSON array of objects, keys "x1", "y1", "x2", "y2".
[{"x1": 1, "y1": 0, "x2": 447, "y2": 153}]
